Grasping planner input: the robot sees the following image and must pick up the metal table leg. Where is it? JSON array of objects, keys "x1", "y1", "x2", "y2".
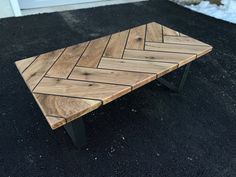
[
  {"x1": 158, "y1": 63, "x2": 191, "y2": 92},
  {"x1": 64, "y1": 118, "x2": 86, "y2": 148}
]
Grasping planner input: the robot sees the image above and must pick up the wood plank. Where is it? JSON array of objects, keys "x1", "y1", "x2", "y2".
[
  {"x1": 34, "y1": 94, "x2": 101, "y2": 123},
  {"x1": 77, "y1": 36, "x2": 110, "y2": 68},
  {"x1": 46, "y1": 42, "x2": 89, "y2": 78},
  {"x1": 180, "y1": 33, "x2": 188, "y2": 37},
  {"x1": 45, "y1": 116, "x2": 66, "y2": 130},
  {"x1": 99, "y1": 57, "x2": 178, "y2": 77},
  {"x1": 164, "y1": 36, "x2": 209, "y2": 46},
  {"x1": 126, "y1": 25, "x2": 146, "y2": 50},
  {"x1": 163, "y1": 26, "x2": 179, "y2": 36},
  {"x1": 69, "y1": 67, "x2": 156, "y2": 90},
  {"x1": 123, "y1": 49, "x2": 196, "y2": 67},
  {"x1": 34, "y1": 77, "x2": 131, "y2": 104},
  {"x1": 103, "y1": 30, "x2": 129, "y2": 58},
  {"x1": 145, "y1": 42, "x2": 213, "y2": 57},
  {"x1": 22, "y1": 49, "x2": 64, "y2": 90},
  {"x1": 15, "y1": 56, "x2": 37, "y2": 73},
  {"x1": 146, "y1": 22, "x2": 162, "y2": 42}
]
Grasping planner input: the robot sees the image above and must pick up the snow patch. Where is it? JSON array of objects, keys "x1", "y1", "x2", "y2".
[{"x1": 186, "y1": 0, "x2": 236, "y2": 24}]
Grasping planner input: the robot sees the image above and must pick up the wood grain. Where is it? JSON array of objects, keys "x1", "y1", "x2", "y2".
[
  {"x1": 45, "y1": 116, "x2": 66, "y2": 130},
  {"x1": 123, "y1": 49, "x2": 196, "y2": 67},
  {"x1": 126, "y1": 25, "x2": 146, "y2": 50},
  {"x1": 69, "y1": 67, "x2": 156, "y2": 90},
  {"x1": 146, "y1": 22, "x2": 162, "y2": 42},
  {"x1": 163, "y1": 26, "x2": 179, "y2": 36},
  {"x1": 46, "y1": 42, "x2": 89, "y2": 78},
  {"x1": 164, "y1": 36, "x2": 209, "y2": 46},
  {"x1": 77, "y1": 36, "x2": 110, "y2": 68},
  {"x1": 15, "y1": 56, "x2": 37, "y2": 73},
  {"x1": 22, "y1": 49, "x2": 64, "y2": 90},
  {"x1": 103, "y1": 30, "x2": 129, "y2": 58},
  {"x1": 34, "y1": 77, "x2": 131, "y2": 104},
  {"x1": 145, "y1": 42, "x2": 212, "y2": 57},
  {"x1": 99, "y1": 57, "x2": 178, "y2": 77},
  {"x1": 34, "y1": 93, "x2": 101, "y2": 123}
]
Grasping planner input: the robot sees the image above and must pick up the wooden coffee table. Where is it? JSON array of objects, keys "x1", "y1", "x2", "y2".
[{"x1": 15, "y1": 22, "x2": 212, "y2": 147}]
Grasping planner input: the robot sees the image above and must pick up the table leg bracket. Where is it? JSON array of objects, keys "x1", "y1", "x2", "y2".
[
  {"x1": 158, "y1": 63, "x2": 191, "y2": 92},
  {"x1": 64, "y1": 118, "x2": 87, "y2": 148}
]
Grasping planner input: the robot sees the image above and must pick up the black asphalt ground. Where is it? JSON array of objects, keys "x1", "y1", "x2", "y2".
[{"x1": 0, "y1": 0, "x2": 236, "y2": 176}]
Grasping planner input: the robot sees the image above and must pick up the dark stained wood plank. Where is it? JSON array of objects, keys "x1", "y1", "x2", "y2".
[
  {"x1": 15, "y1": 56, "x2": 37, "y2": 73},
  {"x1": 34, "y1": 77, "x2": 131, "y2": 104},
  {"x1": 69, "y1": 67, "x2": 156, "y2": 90},
  {"x1": 77, "y1": 36, "x2": 110, "y2": 68},
  {"x1": 22, "y1": 49, "x2": 64, "y2": 90},
  {"x1": 146, "y1": 22, "x2": 162, "y2": 42},
  {"x1": 103, "y1": 30, "x2": 129, "y2": 58},
  {"x1": 145, "y1": 42, "x2": 213, "y2": 57},
  {"x1": 126, "y1": 25, "x2": 146, "y2": 50},
  {"x1": 99, "y1": 57, "x2": 178, "y2": 77},
  {"x1": 46, "y1": 42, "x2": 89, "y2": 78},
  {"x1": 123, "y1": 49, "x2": 196, "y2": 67},
  {"x1": 34, "y1": 93, "x2": 101, "y2": 123}
]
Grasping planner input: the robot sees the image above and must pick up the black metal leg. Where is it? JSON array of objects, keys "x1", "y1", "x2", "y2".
[
  {"x1": 158, "y1": 63, "x2": 191, "y2": 92},
  {"x1": 178, "y1": 63, "x2": 191, "y2": 91},
  {"x1": 64, "y1": 118, "x2": 86, "y2": 148}
]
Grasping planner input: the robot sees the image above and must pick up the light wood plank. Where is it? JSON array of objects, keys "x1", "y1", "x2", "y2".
[
  {"x1": 77, "y1": 36, "x2": 110, "y2": 68},
  {"x1": 34, "y1": 77, "x2": 131, "y2": 104},
  {"x1": 103, "y1": 30, "x2": 129, "y2": 58},
  {"x1": 126, "y1": 25, "x2": 146, "y2": 50},
  {"x1": 45, "y1": 116, "x2": 66, "y2": 130},
  {"x1": 164, "y1": 36, "x2": 209, "y2": 46},
  {"x1": 145, "y1": 42, "x2": 213, "y2": 57},
  {"x1": 163, "y1": 26, "x2": 179, "y2": 36},
  {"x1": 146, "y1": 22, "x2": 162, "y2": 42},
  {"x1": 34, "y1": 94, "x2": 101, "y2": 123},
  {"x1": 123, "y1": 49, "x2": 196, "y2": 67},
  {"x1": 99, "y1": 57, "x2": 178, "y2": 77},
  {"x1": 180, "y1": 33, "x2": 188, "y2": 37},
  {"x1": 15, "y1": 56, "x2": 37, "y2": 73},
  {"x1": 46, "y1": 42, "x2": 89, "y2": 78},
  {"x1": 69, "y1": 67, "x2": 156, "y2": 90},
  {"x1": 22, "y1": 49, "x2": 64, "y2": 90}
]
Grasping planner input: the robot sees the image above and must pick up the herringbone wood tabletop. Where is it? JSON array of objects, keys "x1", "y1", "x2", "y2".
[{"x1": 15, "y1": 22, "x2": 212, "y2": 129}]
